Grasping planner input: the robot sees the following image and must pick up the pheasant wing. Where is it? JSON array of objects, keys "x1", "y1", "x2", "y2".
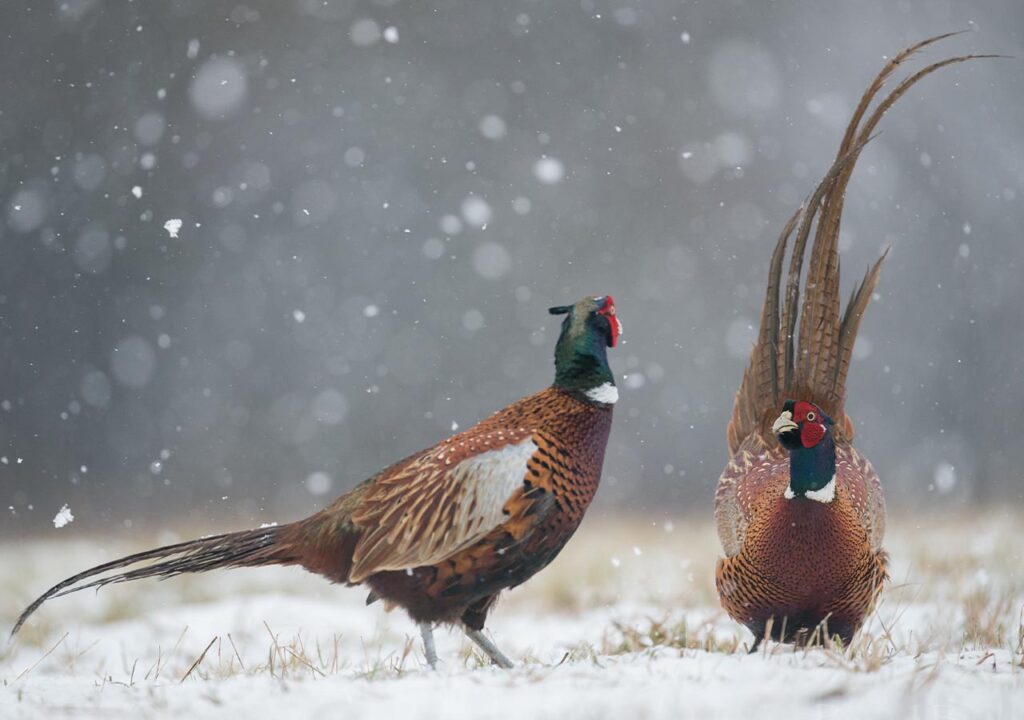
[
  {"x1": 714, "y1": 434, "x2": 782, "y2": 556},
  {"x1": 839, "y1": 447, "x2": 887, "y2": 551},
  {"x1": 348, "y1": 427, "x2": 543, "y2": 582}
]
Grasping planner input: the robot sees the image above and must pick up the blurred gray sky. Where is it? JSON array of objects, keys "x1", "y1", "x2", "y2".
[{"x1": 1, "y1": 1, "x2": 1023, "y2": 536}]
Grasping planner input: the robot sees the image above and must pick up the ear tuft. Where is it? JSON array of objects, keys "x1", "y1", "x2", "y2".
[{"x1": 548, "y1": 305, "x2": 573, "y2": 316}]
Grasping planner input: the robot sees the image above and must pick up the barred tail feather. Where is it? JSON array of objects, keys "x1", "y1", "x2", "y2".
[
  {"x1": 833, "y1": 251, "x2": 888, "y2": 418},
  {"x1": 11, "y1": 524, "x2": 303, "y2": 637},
  {"x1": 728, "y1": 33, "x2": 994, "y2": 449},
  {"x1": 727, "y1": 208, "x2": 797, "y2": 455}
]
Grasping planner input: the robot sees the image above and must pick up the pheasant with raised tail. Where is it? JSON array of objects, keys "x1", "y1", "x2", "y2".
[{"x1": 714, "y1": 34, "x2": 993, "y2": 651}]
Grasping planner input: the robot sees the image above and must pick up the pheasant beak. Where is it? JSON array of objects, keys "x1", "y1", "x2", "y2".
[{"x1": 772, "y1": 411, "x2": 798, "y2": 435}]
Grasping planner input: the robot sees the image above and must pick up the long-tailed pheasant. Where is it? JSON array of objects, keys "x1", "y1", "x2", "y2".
[
  {"x1": 13, "y1": 295, "x2": 622, "y2": 669},
  {"x1": 714, "y1": 35, "x2": 990, "y2": 651}
]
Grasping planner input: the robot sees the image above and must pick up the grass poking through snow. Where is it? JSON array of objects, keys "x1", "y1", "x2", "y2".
[{"x1": 0, "y1": 510, "x2": 1022, "y2": 717}]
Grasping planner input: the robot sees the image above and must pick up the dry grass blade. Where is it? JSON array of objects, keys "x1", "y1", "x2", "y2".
[
  {"x1": 13, "y1": 631, "x2": 68, "y2": 682},
  {"x1": 180, "y1": 636, "x2": 218, "y2": 683},
  {"x1": 262, "y1": 621, "x2": 284, "y2": 679},
  {"x1": 227, "y1": 633, "x2": 246, "y2": 672},
  {"x1": 962, "y1": 589, "x2": 1016, "y2": 648},
  {"x1": 594, "y1": 615, "x2": 740, "y2": 657},
  {"x1": 284, "y1": 646, "x2": 326, "y2": 678}
]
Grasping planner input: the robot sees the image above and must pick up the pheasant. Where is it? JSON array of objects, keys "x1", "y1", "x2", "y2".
[
  {"x1": 13, "y1": 295, "x2": 623, "y2": 669},
  {"x1": 714, "y1": 35, "x2": 991, "y2": 651}
]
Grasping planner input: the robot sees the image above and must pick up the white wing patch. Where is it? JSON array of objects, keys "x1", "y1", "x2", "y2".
[
  {"x1": 348, "y1": 435, "x2": 538, "y2": 581},
  {"x1": 446, "y1": 437, "x2": 538, "y2": 542}
]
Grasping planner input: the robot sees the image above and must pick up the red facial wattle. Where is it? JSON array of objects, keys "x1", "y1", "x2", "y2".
[
  {"x1": 800, "y1": 422, "x2": 825, "y2": 448},
  {"x1": 598, "y1": 295, "x2": 621, "y2": 347},
  {"x1": 792, "y1": 400, "x2": 826, "y2": 447}
]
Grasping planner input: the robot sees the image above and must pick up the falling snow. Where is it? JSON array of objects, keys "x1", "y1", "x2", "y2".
[
  {"x1": 350, "y1": 19, "x2": 381, "y2": 47},
  {"x1": 189, "y1": 57, "x2": 248, "y2": 119},
  {"x1": 163, "y1": 218, "x2": 182, "y2": 238},
  {"x1": 0, "y1": 2, "x2": 1019, "y2": 611},
  {"x1": 461, "y1": 196, "x2": 492, "y2": 227},
  {"x1": 532, "y1": 157, "x2": 565, "y2": 185},
  {"x1": 479, "y1": 115, "x2": 507, "y2": 140},
  {"x1": 52, "y1": 504, "x2": 74, "y2": 528}
]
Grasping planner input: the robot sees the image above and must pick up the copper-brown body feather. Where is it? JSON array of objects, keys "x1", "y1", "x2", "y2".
[
  {"x1": 13, "y1": 293, "x2": 620, "y2": 673},
  {"x1": 13, "y1": 385, "x2": 611, "y2": 636},
  {"x1": 293, "y1": 386, "x2": 612, "y2": 628},
  {"x1": 716, "y1": 437, "x2": 887, "y2": 643},
  {"x1": 715, "y1": 35, "x2": 987, "y2": 646}
]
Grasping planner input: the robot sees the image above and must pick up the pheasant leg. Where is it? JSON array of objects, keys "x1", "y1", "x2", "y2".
[
  {"x1": 464, "y1": 627, "x2": 514, "y2": 669},
  {"x1": 420, "y1": 622, "x2": 438, "y2": 670}
]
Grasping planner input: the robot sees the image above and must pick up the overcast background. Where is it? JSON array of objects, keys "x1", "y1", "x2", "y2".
[{"x1": 1, "y1": 0, "x2": 1022, "y2": 537}]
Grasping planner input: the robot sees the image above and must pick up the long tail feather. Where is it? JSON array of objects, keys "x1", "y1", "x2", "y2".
[
  {"x1": 782, "y1": 135, "x2": 875, "y2": 400},
  {"x1": 728, "y1": 33, "x2": 993, "y2": 450},
  {"x1": 832, "y1": 249, "x2": 889, "y2": 417},
  {"x1": 11, "y1": 524, "x2": 303, "y2": 637}
]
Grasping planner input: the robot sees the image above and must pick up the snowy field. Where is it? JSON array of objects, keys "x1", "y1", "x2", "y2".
[{"x1": 1, "y1": 512, "x2": 1021, "y2": 719}]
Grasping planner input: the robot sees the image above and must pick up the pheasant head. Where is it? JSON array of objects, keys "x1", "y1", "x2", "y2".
[
  {"x1": 772, "y1": 400, "x2": 837, "y2": 502},
  {"x1": 549, "y1": 295, "x2": 621, "y2": 404}
]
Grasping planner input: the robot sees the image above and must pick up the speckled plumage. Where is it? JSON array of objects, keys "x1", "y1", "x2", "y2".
[
  {"x1": 714, "y1": 36, "x2": 983, "y2": 647},
  {"x1": 13, "y1": 295, "x2": 619, "y2": 667},
  {"x1": 297, "y1": 385, "x2": 613, "y2": 628},
  {"x1": 715, "y1": 436, "x2": 887, "y2": 643}
]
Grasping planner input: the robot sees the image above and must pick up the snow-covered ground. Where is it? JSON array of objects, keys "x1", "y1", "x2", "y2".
[{"x1": 2, "y1": 513, "x2": 1021, "y2": 719}]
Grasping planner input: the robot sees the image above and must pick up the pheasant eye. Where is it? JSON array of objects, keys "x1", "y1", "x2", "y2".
[{"x1": 805, "y1": 411, "x2": 816, "y2": 422}]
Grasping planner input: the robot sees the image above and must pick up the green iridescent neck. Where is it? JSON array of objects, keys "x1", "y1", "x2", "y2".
[
  {"x1": 553, "y1": 319, "x2": 614, "y2": 392},
  {"x1": 788, "y1": 432, "x2": 836, "y2": 495}
]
